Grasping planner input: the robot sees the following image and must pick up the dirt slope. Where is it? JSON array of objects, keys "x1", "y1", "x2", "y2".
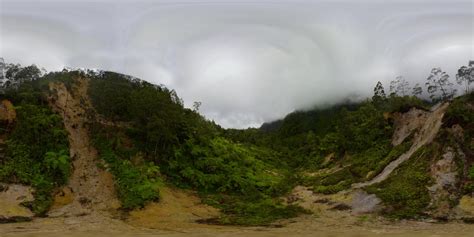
[
  {"x1": 47, "y1": 78, "x2": 120, "y2": 216},
  {"x1": 353, "y1": 103, "x2": 450, "y2": 188},
  {"x1": 128, "y1": 186, "x2": 219, "y2": 230}
]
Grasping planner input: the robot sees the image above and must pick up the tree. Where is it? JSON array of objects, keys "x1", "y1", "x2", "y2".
[
  {"x1": 412, "y1": 83, "x2": 423, "y2": 97},
  {"x1": 193, "y1": 101, "x2": 202, "y2": 112},
  {"x1": 456, "y1": 65, "x2": 473, "y2": 94},
  {"x1": 425, "y1": 67, "x2": 456, "y2": 102},
  {"x1": 4, "y1": 64, "x2": 41, "y2": 87},
  {"x1": 372, "y1": 81, "x2": 386, "y2": 107},
  {"x1": 373, "y1": 81, "x2": 386, "y2": 98},
  {"x1": 390, "y1": 76, "x2": 410, "y2": 96}
]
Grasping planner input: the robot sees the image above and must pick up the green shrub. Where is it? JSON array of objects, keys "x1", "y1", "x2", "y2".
[
  {"x1": 0, "y1": 102, "x2": 70, "y2": 215},
  {"x1": 171, "y1": 137, "x2": 285, "y2": 196},
  {"x1": 202, "y1": 195, "x2": 308, "y2": 226},
  {"x1": 93, "y1": 133, "x2": 162, "y2": 209},
  {"x1": 444, "y1": 94, "x2": 474, "y2": 127},
  {"x1": 385, "y1": 96, "x2": 429, "y2": 113}
]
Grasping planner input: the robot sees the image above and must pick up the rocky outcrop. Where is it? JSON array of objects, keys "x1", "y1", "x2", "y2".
[
  {"x1": 0, "y1": 183, "x2": 34, "y2": 223},
  {"x1": 428, "y1": 147, "x2": 461, "y2": 219}
]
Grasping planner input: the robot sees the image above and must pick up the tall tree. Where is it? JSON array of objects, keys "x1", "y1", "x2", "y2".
[
  {"x1": 193, "y1": 101, "x2": 202, "y2": 112},
  {"x1": 456, "y1": 64, "x2": 473, "y2": 94},
  {"x1": 372, "y1": 81, "x2": 386, "y2": 107},
  {"x1": 390, "y1": 76, "x2": 410, "y2": 96},
  {"x1": 425, "y1": 67, "x2": 456, "y2": 102},
  {"x1": 373, "y1": 81, "x2": 386, "y2": 98},
  {"x1": 412, "y1": 83, "x2": 423, "y2": 97},
  {"x1": 4, "y1": 63, "x2": 41, "y2": 87}
]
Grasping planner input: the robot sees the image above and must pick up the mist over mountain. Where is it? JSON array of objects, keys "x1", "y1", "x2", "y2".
[{"x1": 1, "y1": 0, "x2": 472, "y2": 128}]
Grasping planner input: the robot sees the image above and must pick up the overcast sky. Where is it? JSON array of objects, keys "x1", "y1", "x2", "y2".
[{"x1": 1, "y1": 0, "x2": 473, "y2": 128}]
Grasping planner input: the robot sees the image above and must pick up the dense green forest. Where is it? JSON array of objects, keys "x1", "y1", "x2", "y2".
[{"x1": 0, "y1": 62, "x2": 473, "y2": 224}]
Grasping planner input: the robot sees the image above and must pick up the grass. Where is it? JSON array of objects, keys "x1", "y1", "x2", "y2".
[{"x1": 201, "y1": 194, "x2": 309, "y2": 226}]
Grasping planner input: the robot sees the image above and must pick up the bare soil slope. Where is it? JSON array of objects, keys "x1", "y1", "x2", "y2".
[{"x1": 47, "y1": 79, "x2": 120, "y2": 216}]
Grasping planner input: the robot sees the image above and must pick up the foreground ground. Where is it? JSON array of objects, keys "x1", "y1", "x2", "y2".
[
  {"x1": 2, "y1": 185, "x2": 474, "y2": 236},
  {"x1": 2, "y1": 208, "x2": 474, "y2": 237}
]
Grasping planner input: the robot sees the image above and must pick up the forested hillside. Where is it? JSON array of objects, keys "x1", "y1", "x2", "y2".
[{"x1": 0, "y1": 62, "x2": 473, "y2": 225}]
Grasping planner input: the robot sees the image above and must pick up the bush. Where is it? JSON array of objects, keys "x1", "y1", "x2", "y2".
[
  {"x1": 444, "y1": 94, "x2": 474, "y2": 127},
  {"x1": 385, "y1": 96, "x2": 429, "y2": 113},
  {"x1": 202, "y1": 195, "x2": 308, "y2": 226},
  {"x1": 170, "y1": 137, "x2": 285, "y2": 196},
  {"x1": 93, "y1": 132, "x2": 162, "y2": 209}
]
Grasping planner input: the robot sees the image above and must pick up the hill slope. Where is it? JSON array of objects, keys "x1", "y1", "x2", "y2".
[{"x1": 0, "y1": 65, "x2": 472, "y2": 226}]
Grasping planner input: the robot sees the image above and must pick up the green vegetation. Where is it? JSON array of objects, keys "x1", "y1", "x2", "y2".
[
  {"x1": 0, "y1": 76, "x2": 70, "y2": 215},
  {"x1": 92, "y1": 129, "x2": 162, "y2": 209},
  {"x1": 1, "y1": 62, "x2": 472, "y2": 224},
  {"x1": 365, "y1": 145, "x2": 434, "y2": 219},
  {"x1": 170, "y1": 136, "x2": 305, "y2": 225},
  {"x1": 86, "y1": 71, "x2": 304, "y2": 225},
  {"x1": 202, "y1": 195, "x2": 308, "y2": 225},
  {"x1": 444, "y1": 92, "x2": 474, "y2": 194}
]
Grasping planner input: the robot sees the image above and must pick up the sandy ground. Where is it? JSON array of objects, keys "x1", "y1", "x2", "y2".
[
  {"x1": 2, "y1": 186, "x2": 473, "y2": 237},
  {"x1": 1, "y1": 209, "x2": 474, "y2": 237}
]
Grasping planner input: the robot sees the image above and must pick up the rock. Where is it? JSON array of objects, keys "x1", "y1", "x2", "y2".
[
  {"x1": 428, "y1": 147, "x2": 460, "y2": 218},
  {"x1": 0, "y1": 183, "x2": 34, "y2": 223},
  {"x1": 350, "y1": 190, "x2": 382, "y2": 214}
]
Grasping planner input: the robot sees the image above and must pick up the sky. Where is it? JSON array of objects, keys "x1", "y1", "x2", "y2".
[{"x1": 0, "y1": 0, "x2": 473, "y2": 128}]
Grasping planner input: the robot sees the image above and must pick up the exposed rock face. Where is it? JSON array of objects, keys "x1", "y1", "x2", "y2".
[
  {"x1": 0, "y1": 183, "x2": 34, "y2": 223},
  {"x1": 428, "y1": 147, "x2": 460, "y2": 219}
]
